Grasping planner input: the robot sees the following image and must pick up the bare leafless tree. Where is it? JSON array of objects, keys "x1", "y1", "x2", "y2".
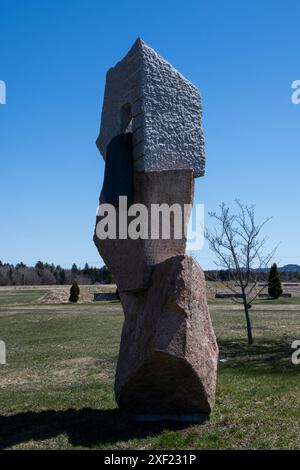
[{"x1": 205, "y1": 200, "x2": 279, "y2": 344}]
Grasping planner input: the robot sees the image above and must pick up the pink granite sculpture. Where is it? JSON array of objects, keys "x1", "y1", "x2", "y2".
[{"x1": 94, "y1": 39, "x2": 218, "y2": 421}]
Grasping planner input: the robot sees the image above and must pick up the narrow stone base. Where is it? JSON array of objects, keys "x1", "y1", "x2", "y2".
[{"x1": 125, "y1": 413, "x2": 209, "y2": 424}]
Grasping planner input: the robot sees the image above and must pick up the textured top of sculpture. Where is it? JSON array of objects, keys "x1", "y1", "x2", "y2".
[{"x1": 97, "y1": 38, "x2": 205, "y2": 177}]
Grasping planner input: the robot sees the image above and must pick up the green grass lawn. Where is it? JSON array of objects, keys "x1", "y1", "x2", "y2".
[
  {"x1": 0, "y1": 290, "x2": 49, "y2": 305},
  {"x1": 208, "y1": 296, "x2": 300, "y2": 305},
  {"x1": 0, "y1": 297, "x2": 299, "y2": 450},
  {"x1": 254, "y1": 297, "x2": 300, "y2": 305}
]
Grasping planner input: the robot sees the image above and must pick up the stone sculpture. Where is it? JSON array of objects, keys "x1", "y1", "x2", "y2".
[{"x1": 94, "y1": 38, "x2": 218, "y2": 421}]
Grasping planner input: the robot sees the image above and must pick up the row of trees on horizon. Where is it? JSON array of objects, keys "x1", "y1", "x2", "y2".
[
  {"x1": 205, "y1": 268, "x2": 300, "y2": 282},
  {"x1": 0, "y1": 260, "x2": 299, "y2": 286},
  {"x1": 0, "y1": 261, "x2": 114, "y2": 286}
]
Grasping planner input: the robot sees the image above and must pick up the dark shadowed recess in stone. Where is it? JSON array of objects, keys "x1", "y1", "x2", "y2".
[{"x1": 102, "y1": 133, "x2": 134, "y2": 207}]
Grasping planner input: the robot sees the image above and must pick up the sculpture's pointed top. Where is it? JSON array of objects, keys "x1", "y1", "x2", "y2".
[
  {"x1": 128, "y1": 37, "x2": 148, "y2": 54},
  {"x1": 125, "y1": 38, "x2": 196, "y2": 90},
  {"x1": 108, "y1": 37, "x2": 148, "y2": 73},
  {"x1": 134, "y1": 36, "x2": 145, "y2": 46}
]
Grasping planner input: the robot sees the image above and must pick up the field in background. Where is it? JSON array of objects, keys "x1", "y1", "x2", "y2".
[
  {"x1": 0, "y1": 285, "x2": 117, "y2": 305},
  {"x1": 0, "y1": 290, "x2": 49, "y2": 305},
  {"x1": 0, "y1": 289, "x2": 299, "y2": 450},
  {"x1": 1, "y1": 280, "x2": 300, "y2": 305}
]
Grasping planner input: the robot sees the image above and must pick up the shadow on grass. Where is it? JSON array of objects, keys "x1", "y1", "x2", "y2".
[
  {"x1": 0, "y1": 408, "x2": 190, "y2": 449},
  {"x1": 218, "y1": 338, "x2": 296, "y2": 373},
  {"x1": 1, "y1": 340, "x2": 297, "y2": 449}
]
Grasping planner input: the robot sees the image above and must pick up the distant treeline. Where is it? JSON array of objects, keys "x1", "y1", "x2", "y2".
[
  {"x1": 204, "y1": 269, "x2": 300, "y2": 282},
  {"x1": 1, "y1": 261, "x2": 299, "y2": 286},
  {"x1": 0, "y1": 261, "x2": 114, "y2": 286}
]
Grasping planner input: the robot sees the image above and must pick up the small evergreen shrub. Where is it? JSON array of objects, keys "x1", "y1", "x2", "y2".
[
  {"x1": 69, "y1": 282, "x2": 80, "y2": 303},
  {"x1": 268, "y1": 263, "x2": 283, "y2": 299}
]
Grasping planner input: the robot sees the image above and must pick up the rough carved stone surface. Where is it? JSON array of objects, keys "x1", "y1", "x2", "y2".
[
  {"x1": 94, "y1": 169, "x2": 194, "y2": 292},
  {"x1": 115, "y1": 255, "x2": 218, "y2": 414},
  {"x1": 97, "y1": 38, "x2": 205, "y2": 177}
]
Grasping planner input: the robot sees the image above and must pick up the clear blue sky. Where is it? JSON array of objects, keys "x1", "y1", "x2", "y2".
[{"x1": 0, "y1": 0, "x2": 299, "y2": 269}]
